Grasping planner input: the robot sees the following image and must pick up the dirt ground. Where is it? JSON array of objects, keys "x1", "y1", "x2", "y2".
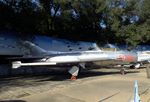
[{"x1": 0, "y1": 67, "x2": 150, "y2": 102}]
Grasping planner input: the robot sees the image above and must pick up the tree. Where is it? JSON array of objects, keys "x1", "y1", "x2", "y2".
[
  {"x1": 0, "y1": 0, "x2": 150, "y2": 45},
  {"x1": 105, "y1": 0, "x2": 150, "y2": 46}
]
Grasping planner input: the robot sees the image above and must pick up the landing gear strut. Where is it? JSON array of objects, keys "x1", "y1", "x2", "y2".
[
  {"x1": 120, "y1": 68, "x2": 126, "y2": 75},
  {"x1": 68, "y1": 66, "x2": 79, "y2": 80}
]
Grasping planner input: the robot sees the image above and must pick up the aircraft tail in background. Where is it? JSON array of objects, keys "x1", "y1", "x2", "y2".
[{"x1": 130, "y1": 81, "x2": 141, "y2": 102}]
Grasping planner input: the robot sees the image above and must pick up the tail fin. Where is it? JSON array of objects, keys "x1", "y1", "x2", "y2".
[
  {"x1": 22, "y1": 41, "x2": 47, "y2": 56},
  {"x1": 134, "y1": 81, "x2": 140, "y2": 102}
]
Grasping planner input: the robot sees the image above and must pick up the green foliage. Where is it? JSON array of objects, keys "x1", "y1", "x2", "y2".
[{"x1": 0, "y1": 0, "x2": 150, "y2": 45}]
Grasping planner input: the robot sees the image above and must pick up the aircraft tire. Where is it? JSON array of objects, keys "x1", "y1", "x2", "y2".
[{"x1": 120, "y1": 68, "x2": 126, "y2": 75}]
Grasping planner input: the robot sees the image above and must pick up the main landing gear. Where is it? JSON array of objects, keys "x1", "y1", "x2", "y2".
[
  {"x1": 68, "y1": 66, "x2": 80, "y2": 80},
  {"x1": 68, "y1": 63, "x2": 85, "y2": 80}
]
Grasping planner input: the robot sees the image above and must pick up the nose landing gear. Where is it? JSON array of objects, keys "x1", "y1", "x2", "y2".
[{"x1": 120, "y1": 68, "x2": 126, "y2": 75}]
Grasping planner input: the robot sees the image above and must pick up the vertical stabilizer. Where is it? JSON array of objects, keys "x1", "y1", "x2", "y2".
[{"x1": 132, "y1": 81, "x2": 141, "y2": 102}]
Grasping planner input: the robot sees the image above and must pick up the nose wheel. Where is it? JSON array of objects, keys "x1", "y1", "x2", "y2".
[{"x1": 120, "y1": 68, "x2": 126, "y2": 75}]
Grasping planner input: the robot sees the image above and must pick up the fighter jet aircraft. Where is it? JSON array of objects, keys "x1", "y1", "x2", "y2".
[
  {"x1": 0, "y1": 33, "x2": 139, "y2": 79},
  {"x1": 9, "y1": 40, "x2": 138, "y2": 80}
]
